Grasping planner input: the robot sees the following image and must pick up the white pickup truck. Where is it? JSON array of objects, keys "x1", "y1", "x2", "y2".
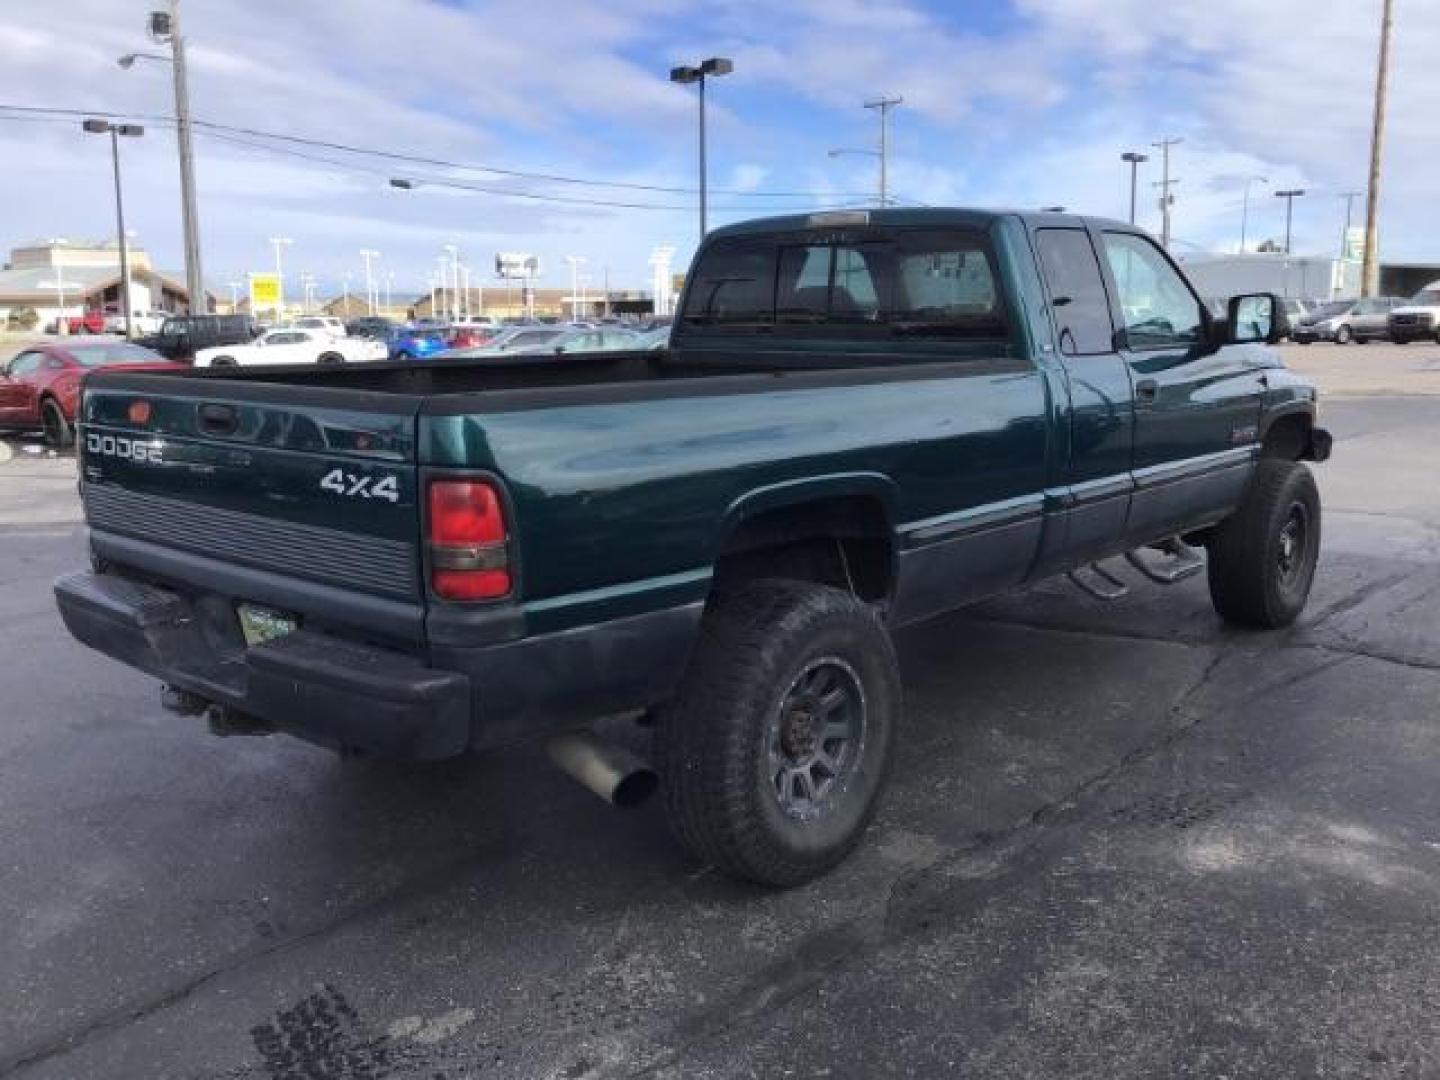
[{"x1": 194, "y1": 327, "x2": 386, "y2": 367}]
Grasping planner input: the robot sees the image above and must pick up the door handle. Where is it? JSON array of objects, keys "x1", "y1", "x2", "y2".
[
  {"x1": 1135, "y1": 379, "x2": 1158, "y2": 403},
  {"x1": 198, "y1": 402, "x2": 239, "y2": 436}
]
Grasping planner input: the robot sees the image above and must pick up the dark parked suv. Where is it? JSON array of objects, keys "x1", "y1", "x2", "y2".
[{"x1": 137, "y1": 314, "x2": 259, "y2": 363}]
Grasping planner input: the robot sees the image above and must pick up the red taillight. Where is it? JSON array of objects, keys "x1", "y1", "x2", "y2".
[
  {"x1": 128, "y1": 399, "x2": 152, "y2": 425},
  {"x1": 427, "y1": 479, "x2": 511, "y2": 600}
]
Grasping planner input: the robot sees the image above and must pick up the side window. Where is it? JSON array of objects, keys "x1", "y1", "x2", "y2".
[
  {"x1": 776, "y1": 245, "x2": 832, "y2": 323},
  {"x1": 1035, "y1": 228, "x2": 1115, "y2": 355},
  {"x1": 8, "y1": 351, "x2": 44, "y2": 377},
  {"x1": 681, "y1": 240, "x2": 776, "y2": 326},
  {"x1": 1101, "y1": 232, "x2": 1204, "y2": 349}
]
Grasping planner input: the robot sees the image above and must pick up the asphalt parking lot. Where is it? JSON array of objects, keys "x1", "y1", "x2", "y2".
[{"x1": 2, "y1": 344, "x2": 1439, "y2": 1078}]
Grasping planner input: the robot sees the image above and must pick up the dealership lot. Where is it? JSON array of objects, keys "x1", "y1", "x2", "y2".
[{"x1": 2, "y1": 347, "x2": 1439, "y2": 1078}]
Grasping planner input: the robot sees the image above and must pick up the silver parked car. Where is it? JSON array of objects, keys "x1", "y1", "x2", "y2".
[{"x1": 1292, "y1": 297, "x2": 1404, "y2": 344}]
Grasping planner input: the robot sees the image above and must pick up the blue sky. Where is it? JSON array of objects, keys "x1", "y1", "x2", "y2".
[{"x1": 0, "y1": 0, "x2": 1436, "y2": 299}]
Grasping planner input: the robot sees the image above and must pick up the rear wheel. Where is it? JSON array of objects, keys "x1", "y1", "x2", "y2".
[
  {"x1": 41, "y1": 398, "x2": 73, "y2": 449},
  {"x1": 317, "y1": 351, "x2": 345, "y2": 365},
  {"x1": 1206, "y1": 459, "x2": 1321, "y2": 629},
  {"x1": 1334, "y1": 324, "x2": 1353, "y2": 345},
  {"x1": 656, "y1": 580, "x2": 899, "y2": 887},
  {"x1": 210, "y1": 355, "x2": 237, "y2": 367}
]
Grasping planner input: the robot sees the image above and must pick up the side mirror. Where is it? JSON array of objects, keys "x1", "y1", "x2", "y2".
[{"x1": 1225, "y1": 293, "x2": 1284, "y2": 346}]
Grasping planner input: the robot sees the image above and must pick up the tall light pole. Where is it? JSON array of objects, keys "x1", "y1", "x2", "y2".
[
  {"x1": 864, "y1": 96, "x2": 902, "y2": 207},
  {"x1": 267, "y1": 236, "x2": 292, "y2": 323},
  {"x1": 1239, "y1": 175, "x2": 1268, "y2": 253},
  {"x1": 1362, "y1": 0, "x2": 1394, "y2": 297},
  {"x1": 82, "y1": 119, "x2": 143, "y2": 337},
  {"x1": 228, "y1": 280, "x2": 241, "y2": 310},
  {"x1": 359, "y1": 249, "x2": 379, "y2": 316},
  {"x1": 670, "y1": 57, "x2": 733, "y2": 240},
  {"x1": 1152, "y1": 137, "x2": 1183, "y2": 248},
  {"x1": 564, "y1": 255, "x2": 587, "y2": 322},
  {"x1": 385, "y1": 270, "x2": 394, "y2": 314},
  {"x1": 442, "y1": 246, "x2": 459, "y2": 321},
  {"x1": 1120, "y1": 151, "x2": 1148, "y2": 225},
  {"x1": 1275, "y1": 189, "x2": 1306, "y2": 254},
  {"x1": 125, "y1": 3, "x2": 203, "y2": 313}
]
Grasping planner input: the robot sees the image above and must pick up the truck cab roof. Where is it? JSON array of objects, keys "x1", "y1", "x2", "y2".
[{"x1": 705, "y1": 206, "x2": 1131, "y2": 241}]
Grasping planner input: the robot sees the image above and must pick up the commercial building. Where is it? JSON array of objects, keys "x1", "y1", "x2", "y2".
[
  {"x1": 0, "y1": 238, "x2": 209, "y2": 329},
  {"x1": 1176, "y1": 251, "x2": 1440, "y2": 302}
]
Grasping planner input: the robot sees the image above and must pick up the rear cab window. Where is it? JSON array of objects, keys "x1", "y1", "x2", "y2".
[{"x1": 679, "y1": 227, "x2": 1011, "y2": 360}]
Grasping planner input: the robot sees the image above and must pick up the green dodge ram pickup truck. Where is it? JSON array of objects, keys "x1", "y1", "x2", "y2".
[{"x1": 56, "y1": 209, "x2": 1330, "y2": 886}]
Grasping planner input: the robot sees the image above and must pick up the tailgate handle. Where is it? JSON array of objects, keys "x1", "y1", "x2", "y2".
[{"x1": 198, "y1": 403, "x2": 239, "y2": 435}]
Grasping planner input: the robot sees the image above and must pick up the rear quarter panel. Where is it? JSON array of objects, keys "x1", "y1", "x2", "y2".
[{"x1": 420, "y1": 365, "x2": 1050, "y2": 633}]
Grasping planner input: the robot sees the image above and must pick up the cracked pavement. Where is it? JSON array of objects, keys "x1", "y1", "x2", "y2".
[{"x1": 1, "y1": 393, "x2": 1438, "y2": 1079}]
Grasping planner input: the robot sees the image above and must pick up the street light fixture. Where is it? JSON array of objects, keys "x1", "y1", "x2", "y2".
[
  {"x1": 1275, "y1": 189, "x2": 1306, "y2": 254},
  {"x1": 122, "y1": 2, "x2": 204, "y2": 313},
  {"x1": 1120, "y1": 151, "x2": 1148, "y2": 225},
  {"x1": 670, "y1": 56, "x2": 733, "y2": 240},
  {"x1": 82, "y1": 119, "x2": 144, "y2": 337}
]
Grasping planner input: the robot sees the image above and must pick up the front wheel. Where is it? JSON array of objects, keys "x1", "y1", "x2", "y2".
[
  {"x1": 1334, "y1": 324, "x2": 1353, "y2": 345},
  {"x1": 317, "y1": 351, "x2": 345, "y2": 365},
  {"x1": 1206, "y1": 459, "x2": 1321, "y2": 629},
  {"x1": 656, "y1": 580, "x2": 899, "y2": 887},
  {"x1": 41, "y1": 398, "x2": 73, "y2": 448}
]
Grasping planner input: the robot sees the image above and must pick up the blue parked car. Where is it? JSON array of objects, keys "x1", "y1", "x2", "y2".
[{"x1": 387, "y1": 326, "x2": 450, "y2": 360}]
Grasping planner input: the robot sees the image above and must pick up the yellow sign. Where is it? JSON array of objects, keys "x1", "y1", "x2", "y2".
[{"x1": 249, "y1": 273, "x2": 280, "y2": 307}]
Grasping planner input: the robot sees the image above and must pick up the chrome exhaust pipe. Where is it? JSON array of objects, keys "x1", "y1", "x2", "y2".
[{"x1": 546, "y1": 731, "x2": 658, "y2": 809}]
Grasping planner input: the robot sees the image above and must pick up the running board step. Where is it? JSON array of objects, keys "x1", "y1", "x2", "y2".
[
  {"x1": 1067, "y1": 562, "x2": 1129, "y2": 601},
  {"x1": 1125, "y1": 538, "x2": 1206, "y2": 585}
]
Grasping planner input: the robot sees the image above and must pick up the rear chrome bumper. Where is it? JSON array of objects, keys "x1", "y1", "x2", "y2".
[{"x1": 54, "y1": 570, "x2": 470, "y2": 759}]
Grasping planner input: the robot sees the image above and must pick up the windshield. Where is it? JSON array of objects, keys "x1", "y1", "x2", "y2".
[
  {"x1": 67, "y1": 343, "x2": 165, "y2": 367},
  {"x1": 1407, "y1": 289, "x2": 1440, "y2": 305},
  {"x1": 1309, "y1": 301, "x2": 1352, "y2": 319}
]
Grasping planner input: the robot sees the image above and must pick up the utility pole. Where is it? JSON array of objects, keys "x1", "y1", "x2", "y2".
[
  {"x1": 1121, "y1": 151, "x2": 1148, "y2": 225},
  {"x1": 1362, "y1": 0, "x2": 1394, "y2": 297},
  {"x1": 1275, "y1": 189, "x2": 1306, "y2": 254},
  {"x1": 145, "y1": 2, "x2": 205, "y2": 313},
  {"x1": 1151, "y1": 137, "x2": 1182, "y2": 248},
  {"x1": 864, "y1": 96, "x2": 903, "y2": 207}
]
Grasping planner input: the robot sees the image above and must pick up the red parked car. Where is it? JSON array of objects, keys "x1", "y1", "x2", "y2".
[{"x1": 0, "y1": 338, "x2": 184, "y2": 448}]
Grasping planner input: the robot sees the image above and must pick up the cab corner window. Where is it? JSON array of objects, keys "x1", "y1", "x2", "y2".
[
  {"x1": 1102, "y1": 231, "x2": 1204, "y2": 350},
  {"x1": 681, "y1": 240, "x2": 776, "y2": 327},
  {"x1": 888, "y1": 237, "x2": 1001, "y2": 333},
  {"x1": 1035, "y1": 228, "x2": 1114, "y2": 356}
]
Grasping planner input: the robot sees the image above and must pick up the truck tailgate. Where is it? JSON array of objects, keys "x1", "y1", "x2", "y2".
[{"x1": 79, "y1": 373, "x2": 424, "y2": 609}]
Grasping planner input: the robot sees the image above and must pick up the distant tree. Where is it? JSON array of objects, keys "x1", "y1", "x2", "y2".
[
  {"x1": 1256, "y1": 238, "x2": 1284, "y2": 253},
  {"x1": 7, "y1": 306, "x2": 39, "y2": 330}
]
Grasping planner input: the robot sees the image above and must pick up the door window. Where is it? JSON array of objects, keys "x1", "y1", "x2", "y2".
[
  {"x1": 1101, "y1": 232, "x2": 1204, "y2": 349},
  {"x1": 1035, "y1": 229, "x2": 1114, "y2": 355}
]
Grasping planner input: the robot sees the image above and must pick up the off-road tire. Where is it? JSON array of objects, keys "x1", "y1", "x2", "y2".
[
  {"x1": 41, "y1": 398, "x2": 73, "y2": 448},
  {"x1": 656, "y1": 580, "x2": 899, "y2": 887},
  {"x1": 1206, "y1": 459, "x2": 1321, "y2": 629}
]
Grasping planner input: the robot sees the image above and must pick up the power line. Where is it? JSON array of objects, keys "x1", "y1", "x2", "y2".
[{"x1": 0, "y1": 102, "x2": 871, "y2": 199}]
